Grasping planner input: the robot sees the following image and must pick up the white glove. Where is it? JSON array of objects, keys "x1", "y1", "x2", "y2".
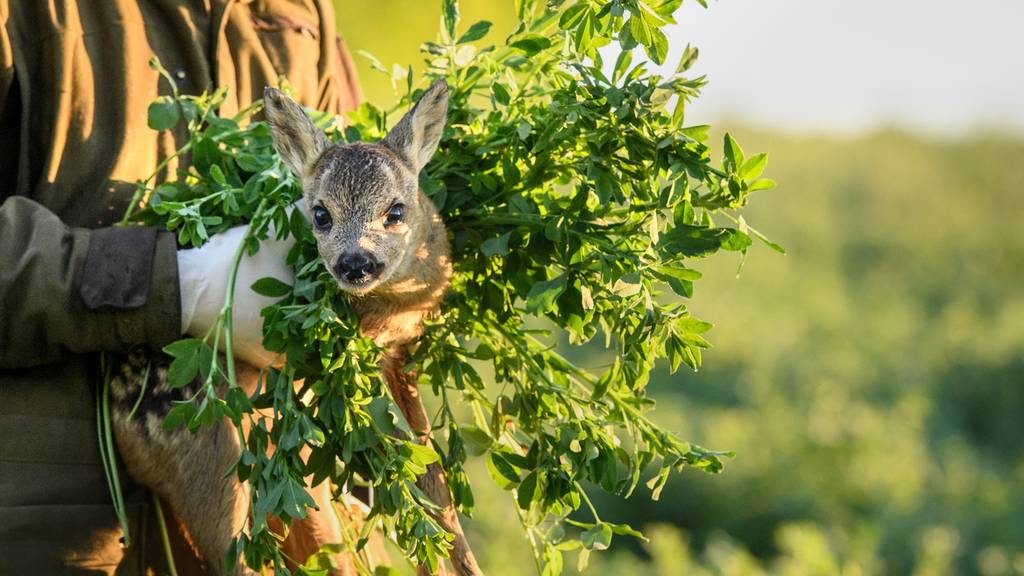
[{"x1": 178, "y1": 203, "x2": 305, "y2": 368}]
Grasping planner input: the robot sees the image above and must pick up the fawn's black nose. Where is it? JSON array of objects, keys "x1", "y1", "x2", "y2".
[{"x1": 335, "y1": 251, "x2": 383, "y2": 283}]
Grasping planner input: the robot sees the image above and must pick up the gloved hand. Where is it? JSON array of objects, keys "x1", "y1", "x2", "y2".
[{"x1": 177, "y1": 202, "x2": 307, "y2": 368}]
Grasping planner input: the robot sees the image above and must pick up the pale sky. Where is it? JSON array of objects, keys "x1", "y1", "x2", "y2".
[{"x1": 655, "y1": 0, "x2": 1024, "y2": 135}]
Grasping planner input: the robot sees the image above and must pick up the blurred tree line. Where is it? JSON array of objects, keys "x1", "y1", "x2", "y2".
[{"x1": 338, "y1": 3, "x2": 1024, "y2": 574}]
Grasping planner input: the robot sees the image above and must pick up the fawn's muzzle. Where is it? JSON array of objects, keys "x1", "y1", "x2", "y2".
[{"x1": 335, "y1": 251, "x2": 384, "y2": 284}]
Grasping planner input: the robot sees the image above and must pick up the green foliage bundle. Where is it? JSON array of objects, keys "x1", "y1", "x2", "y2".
[
  {"x1": 584, "y1": 130, "x2": 1024, "y2": 576},
  {"x1": 128, "y1": 0, "x2": 777, "y2": 573}
]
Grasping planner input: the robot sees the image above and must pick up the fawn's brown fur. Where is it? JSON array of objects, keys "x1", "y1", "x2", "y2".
[{"x1": 110, "y1": 80, "x2": 480, "y2": 575}]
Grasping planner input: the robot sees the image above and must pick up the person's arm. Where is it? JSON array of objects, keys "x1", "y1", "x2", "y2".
[
  {"x1": 0, "y1": 196, "x2": 182, "y2": 369},
  {"x1": 0, "y1": 20, "x2": 180, "y2": 368}
]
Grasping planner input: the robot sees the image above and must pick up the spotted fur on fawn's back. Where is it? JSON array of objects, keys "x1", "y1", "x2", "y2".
[{"x1": 109, "y1": 350, "x2": 254, "y2": 576}]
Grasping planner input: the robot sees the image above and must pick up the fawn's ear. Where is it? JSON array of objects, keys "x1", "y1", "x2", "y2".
[
  {"x1": 382, "y1": 79, "x2": 449, "y2": 172},
  {"x1": 264, "y1": 87, "x2": 330, "y2": 179}
]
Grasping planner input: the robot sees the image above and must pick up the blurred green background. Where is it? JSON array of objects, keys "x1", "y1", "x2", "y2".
[{"x1": 337, "y1": 2, "x2": 1024, "y2": 574}]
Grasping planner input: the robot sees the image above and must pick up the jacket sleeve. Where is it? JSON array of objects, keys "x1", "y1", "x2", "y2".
[
  {"x1": 0, "y1": 18, "x2": 181, "y2": 368},
  {"x1": 0, "y1": 196, "x2": 182, "y2": 369}
]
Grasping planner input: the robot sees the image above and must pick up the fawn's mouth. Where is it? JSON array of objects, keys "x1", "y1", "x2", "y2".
[
  {"x1": 335, "y1": 268, "x2": 402, "y2": 296},
  {"x1": 336, "y1": 275, "x2": 379, "y2": 294}
]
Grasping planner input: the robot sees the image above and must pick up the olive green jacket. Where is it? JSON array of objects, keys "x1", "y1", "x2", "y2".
[{"x1": 0, "y1": 1, "x2": 359, "y2": 573}]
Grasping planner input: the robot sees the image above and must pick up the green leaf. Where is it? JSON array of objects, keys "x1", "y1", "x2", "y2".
[
  {"x1": 612, "y1": 273, "x2": 642, "y2": 297},
  {"x1": 516, "y1": 469, "x2": 539, "y2": 510},
  {"x1": 749, "y1": 178, "x2": 777, "y2": 192},
  {"x1": 517, "y1": 120, "x2": 532, "y2": 141},
  {"x1": 404, "y1": 442, "x2": 440, "y2": 467},
  {"x1": 460, "y1": 425, "x2": 494, "y2": 456},
  {"x1": 577, "y1": 548, "x2": 591, "y2": 572},
  {"x1": 514, "y1": 0, "x2": 536, "y2": 21},
  {"x1": 650, "y1": 0, "x2": 684, "y2": 20},
  {"x1": 544, "y1": 218, "x2": 562, "y2": 242},
  {"x1": 646, "y1": 27, "x2": 669, "y2": 65},
  {"x1": 660, "y1": 225, "x2": 735, "y2": 257},
  {"x1": 458, "y1": 20, "x2": 492, "y2": 43},
  {"x1": 676, "y1": 44, "x2": 699, "y2": 73},
  {"x1": 559, "y1": 4, "x2": 587, "y2": 30},
  {"x1": 592, "y1": 358, "x2": 619, "y2": 399},
  {"x1": 147, "y1": 96, "x2": 179, "y2": 131},
  {"x1": 722, "y1": 229, "x2": 753, "y2": 252},
  {"x1": 739, "y1": 153, "x2": 768, "y2": 181},
  {"x1": 251, "y1": 276, "x2": 292, "y2": 298},
  {"x1": 526, "y1": 274, "x2": 567, "y2": 313},
  {"x1": 487, "y1": 452, "x2": 521, "y2": 489},
  {"x1": 607, "y1": 522, "x2": 648, "y2": 541},
  {"x1": 628, "y1": 16, "x2": 651, "y2": 48},
  {"x1": 162, "y1": 401, "x2": 194, "y2": 430},
  {"x1": 676, "y1": 315, "x2": 714, "y2": 334},
  {"x1": 254, "y1": 481, "x2": 285, "y2": 531},
  {"x1": 581, "y1": 523, "x2": 613, "y2": 551},
  {"x1": 481, "y1": 232, "x2": 511, "y2": 257},
  {"x1": 510, "y1": 34, "x2": 552, "y2": 55},
  {"x1": 723, "y1": 132, "x2": 745, "y2": 170},
  {"x1": 301, "y1": 543, "x2": 346, "y2": 576},
  {"x1": 653, "y1": 265, "x2": 703, "y2": 282},
  {"x1": 280, "y1": 479, "x2": 314, "y2": 519},
  {"x1": 209, "y1": 164, "x2": 227, "y2": 185},
  {"x1": 613, "y1": 49, "x2": 634, "y2": 83},
  {"x1": 163, "y1": 338, "x2": 211, "y2": 388},
  {"x1": 681, "y1": 124, "x2": 710, "y2": 141},
  {"x1": 441, "y1": 0, "x2": 459, "y2": 39},
  {"x1": 492, "y1": 81, "x2": 511, "y2": 106},
  {"x1": 572, "y1": 11, "x2": 596, "y2": 51},
  {"x1": 618, "y1": 18, "x2": 638, "y2": 51}
]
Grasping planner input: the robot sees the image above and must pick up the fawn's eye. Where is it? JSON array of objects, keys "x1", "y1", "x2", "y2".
[
  {"x1": 385, "y1": 203, "x2": 405, "y2": 227},
  {"x1": 313, "y1": 206, "x2": 332, "y2": 230}
]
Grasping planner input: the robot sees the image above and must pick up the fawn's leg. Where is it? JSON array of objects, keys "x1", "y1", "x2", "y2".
[{"x1": 111, "y1": 354, "x2": 254, "y2": 576}]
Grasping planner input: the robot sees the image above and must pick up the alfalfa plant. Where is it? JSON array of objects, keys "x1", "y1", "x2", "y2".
[{"x1": 123, "y1": 0, "x2": 780, "y2": 573}]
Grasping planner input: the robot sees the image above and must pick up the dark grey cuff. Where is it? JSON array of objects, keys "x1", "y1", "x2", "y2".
[
  {"x1": 145, "y1": 231, "x2": 183, "y2": 347},
  {"x1": 79, "y1": 226, "x2": 158, "y2": 310}
]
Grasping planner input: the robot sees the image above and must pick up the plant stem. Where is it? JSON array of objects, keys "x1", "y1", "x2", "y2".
[
  {"x1": 513, "y1": 497, "x2": 544, "y2": 575},
  {"x1": 577, "y1": 482, "x2": 601, "y2": 524},
  {"x1": 126, "y1": 361, "x2": 151, "y2": 420},
  {"x1": 120, "y1": 142, "x2": 193, "y2": 224},
  {"x1": 222, "y1": 198, "x2": 269, "y2": 388},
  {"x1": 152, "y1": 491, "x2": 180, "y2": 576},
  {"x1": 100, "y1": 369, "x2": 130, "y2": 547},
  {"x1": 95, "y1": 357, "x2": 119, "y2": 529}
]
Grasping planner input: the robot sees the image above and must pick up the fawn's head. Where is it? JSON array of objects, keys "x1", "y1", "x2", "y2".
[{"x1": 264, "y1": 80, "x2": 449, "y2": 295}]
